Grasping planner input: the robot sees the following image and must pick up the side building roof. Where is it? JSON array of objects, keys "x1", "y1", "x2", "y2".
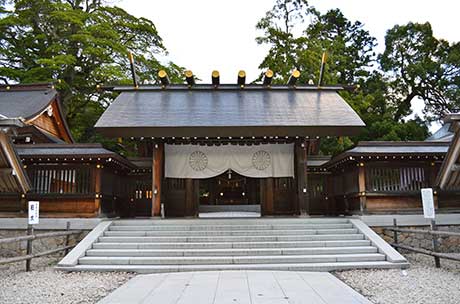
[
  {"x1": 0, "y1": 84, "x2": 74, "y2": 143},
  {"x1": 15, "y1": 143, "x2": 137, "y2": 171},
  {"x1": 325, "y1": 141, "x2": 449, "y2": 169}
]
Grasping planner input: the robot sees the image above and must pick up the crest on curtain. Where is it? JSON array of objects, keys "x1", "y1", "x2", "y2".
[{"x1": 165, "y1": 143, "x2": 294, "y2": 179}]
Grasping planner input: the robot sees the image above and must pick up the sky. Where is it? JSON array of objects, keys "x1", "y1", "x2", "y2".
[{"x1": 117, "y1": 0, "x2": 460, "y2": 130}]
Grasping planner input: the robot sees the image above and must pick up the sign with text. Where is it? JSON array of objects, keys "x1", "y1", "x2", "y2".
[
  {"x1": 28, "y1": 201, "x2": 39, "y2": 225},
  {"x1": 421, "y1": 188, "x2": 435, "y2": 219}
]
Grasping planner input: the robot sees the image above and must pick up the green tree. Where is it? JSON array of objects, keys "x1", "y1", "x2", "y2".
[
  {"x1": 255, "y1": 0, "x2": 317, "y2": 83},
  {"x1": 0, "y1": 0, "x2": 184, "y2": 142},
  {"x1": 305, "y1": 9, "x2": 376, "y2": 84},
  {"x1": 380, "y1": 22, "x2": 460, "y2": 121},
  {"x1": 256, "y1": 1, "x2": 429, "y2": 155}
]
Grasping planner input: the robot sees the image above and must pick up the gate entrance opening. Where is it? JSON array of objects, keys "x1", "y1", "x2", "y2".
[{"x1": 198, "y1": 171, "x2": 261, "y2": 216}]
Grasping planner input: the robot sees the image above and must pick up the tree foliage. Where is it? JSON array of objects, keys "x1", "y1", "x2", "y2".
[
  {"x1": 256, "y1": 0, "x2": 433, "y2": 155},
  {"x1": 255, "y1": 0, "x2": 316, "y2": 83},
  {"x1": 0, "y1": 0, "x2": 183, "y2": 142},
  {"x1": 380, "y1": 22, "x2": 460, "y2": 121}
]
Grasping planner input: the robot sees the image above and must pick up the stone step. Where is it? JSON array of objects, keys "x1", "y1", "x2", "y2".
[
  {"x1": 78, "y1": 253, "x2": 386, "y2": 266},
  {"x1": 85, "y1": 246, "x2": 378, "y2": 257},
  {"x1": 108, "y1": 223, "x2": 354, "y2": 231},
  {"x1": 103, "y1": 228, "x2": 359, "y2": 237},
  {"x1": 92, "y1": 239, "x2": 372, "y2": 250},
  {"x1": 60, "y1": 260, "x2": 409, "y2": 273},
  {"x1": 111, "y1": 218, "x2": 350, "y2": 226},
  {"x1": 98, "y1": 233, "x2": 365, "y2": 243}
]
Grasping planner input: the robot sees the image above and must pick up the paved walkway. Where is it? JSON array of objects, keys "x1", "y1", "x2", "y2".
[
  {"x1": 199, "y1": 211, "x2": 261, "y2": 218},
  {"x1": 98, "y1": 271, "x2": 371, "y2": 304}
]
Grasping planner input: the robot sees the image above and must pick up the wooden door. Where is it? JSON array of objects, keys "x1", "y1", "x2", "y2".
[
  {"x1": 165, "y1": 178, "x2": 199, "y2": 217},
  {"x1": 273, "y1": 177, "x2": 297, "y2": 214}
]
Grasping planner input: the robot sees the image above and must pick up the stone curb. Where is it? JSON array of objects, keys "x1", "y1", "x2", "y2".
[
  {"x1": 349, "y1": 219, "x2": 408, "y2": 264},
  {"x1": 56, "y1": 221, "x2": 112, "y2": 267}
]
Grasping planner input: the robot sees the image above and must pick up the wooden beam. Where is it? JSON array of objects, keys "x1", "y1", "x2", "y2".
[
  {"x1": 0, "y1": 168, "x2": 13, "y2": 176},
  {"x1": 151, "y1": 143, "x2": 164, "y2": 217}
]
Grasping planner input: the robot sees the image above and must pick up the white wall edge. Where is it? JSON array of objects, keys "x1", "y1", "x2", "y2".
[
  {"x1": 354, "y1": 213, "x2": 460, "y2": 227},
  {"x1": 0, "y1": 218, "x2": 111, "y2": 230}
]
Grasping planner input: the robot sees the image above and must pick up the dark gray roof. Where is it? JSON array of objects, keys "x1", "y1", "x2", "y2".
[
  {"x1": 326, "y1": 141, "x2": 450, "y2": 168},
  {"x1": 426, "y1": 123, "x2": 454, "y2": 142},
  {"x1": 16, "y1": 144, "x2": 112, "y2": 157},
  {"x1": 95, "y1": 87, "x2": 365, "y2": 137},
  {"x1": 15, "y1": 144, "x2": 136, "y2": 169},
  {"x1": 307, "y1": 156, "x2": 331, "y2": 167},
  {"x1": 347, "y1": 142, "x2": 449, "y2": 154},
  {"x1": 0, "y1": 85, "x2": 57, "y2": 119}
]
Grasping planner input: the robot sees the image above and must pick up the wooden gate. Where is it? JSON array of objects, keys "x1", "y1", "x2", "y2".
[
  {"x1": 261, "y1": 177, "x2": 297, "y2": 215},
  {"x1": 164, "y1": 178, "x2": 199, "y2": 217}
]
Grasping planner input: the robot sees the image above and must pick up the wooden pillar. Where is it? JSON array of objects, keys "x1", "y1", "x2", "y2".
[
  {"x1": 151, "y1": 143, "x2": 164, "y2": 217},
  {"x1": 20, "y1": 194, "x2": 27, "y2": 214},
  {"x1": 358, "y1": 163, "x2": 366, "y2": 215},
  {"x1": 94, "y1": 164, "x2": 102, "y2": 216},
  {"x1": 185, "y1": 179, "x2": 199, "y2": 217},
  {"x1": 429, "y1": 163, "x2": 439, "y2": 209},
  {"x1": 260, "y1": 177, "x2": 275, "y2": 215},
  {"x1": 296, "y1": 140, "x2": 309, "y2": 216}
]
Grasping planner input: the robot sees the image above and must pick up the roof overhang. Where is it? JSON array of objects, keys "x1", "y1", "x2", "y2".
[
  {"x1": 95, "y1": 86, "x2": 365, "y2": 138},
  {"x1": 95, "y1": 125, "x2": 364, "y2": 138},
  {"x1": 326, "y1": 141, "x2": 449, "y2": 169},
  {"x1": 16, "y1": 143, "x2": 136, "y2": 170}
]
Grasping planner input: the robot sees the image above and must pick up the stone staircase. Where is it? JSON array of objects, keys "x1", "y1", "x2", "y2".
[{"x1": 57, "y1": 218, "x2": 409, "y2": 273}]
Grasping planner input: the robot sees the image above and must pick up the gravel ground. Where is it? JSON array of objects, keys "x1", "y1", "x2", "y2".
[
  {"x1": 336, "y1": 253, "x2": 460, "y2": 304},
  {"x1": 2, "y1": 253, "x2": 459, "y2": 304},
  {"x1": 0, "y1": 256, "x2": 134, "y2": 304}
]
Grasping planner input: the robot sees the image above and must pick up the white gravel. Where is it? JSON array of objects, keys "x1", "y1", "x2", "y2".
[
  {"x1": 0, "y1": 256, "x2": 134, "y2": 304},
  {"x1": 2, "y1": 253, "x2": 459, "y2": 304},
  {"x1": 336, "y1": 253, "x2": 460, "y2": 304}
]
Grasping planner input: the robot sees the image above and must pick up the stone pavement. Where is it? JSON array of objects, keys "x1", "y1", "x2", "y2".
[
  {"x1": 199, "y1": 211, "x2": 261, "y2": 218},
  {"x1": 97, "y1": 271, "x2": 371, "y2": 304}
]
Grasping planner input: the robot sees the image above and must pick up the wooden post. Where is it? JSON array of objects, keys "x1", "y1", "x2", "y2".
[
  {"x1": 430, "y1": 219, "x2": 441, "y2": 268},
  {"x1": 26, "y1": 224, "x2": 33, "y2": 272},
  {"x1": 393, "y1": 218, "x2": 398, "y2": 252},
  {"x1": 94, "y1": 164, "x2": 102, "y2": 216},
  {"x1": 152, "y1": 143, "x2": 164, "y2": 217},
  {"x1": 429, "y1": 164, "x2": 439, "y2": 209},
  {"x1": 64, "y1": 221, "x2": 71, "y2": 255},
  {"x1": 296, "y1": 140, "x2": 309, "y2": 216},
  {"x1": 185, "y1": 178, "x2": 195, "y2": 217},
  {"x1": 20, "y1": 195, "x2": 27, "y2": 214},
  {"x1": 358, "y1": 164, "x2": 366, "y2": 215},
  {"x1": 265, "y1": 178, "x2": 274, "y2": 216}
]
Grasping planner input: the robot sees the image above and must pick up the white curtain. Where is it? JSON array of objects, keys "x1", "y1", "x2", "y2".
[{"x1": 165, "y1": 143, "x2": 294, "y2": 179}]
